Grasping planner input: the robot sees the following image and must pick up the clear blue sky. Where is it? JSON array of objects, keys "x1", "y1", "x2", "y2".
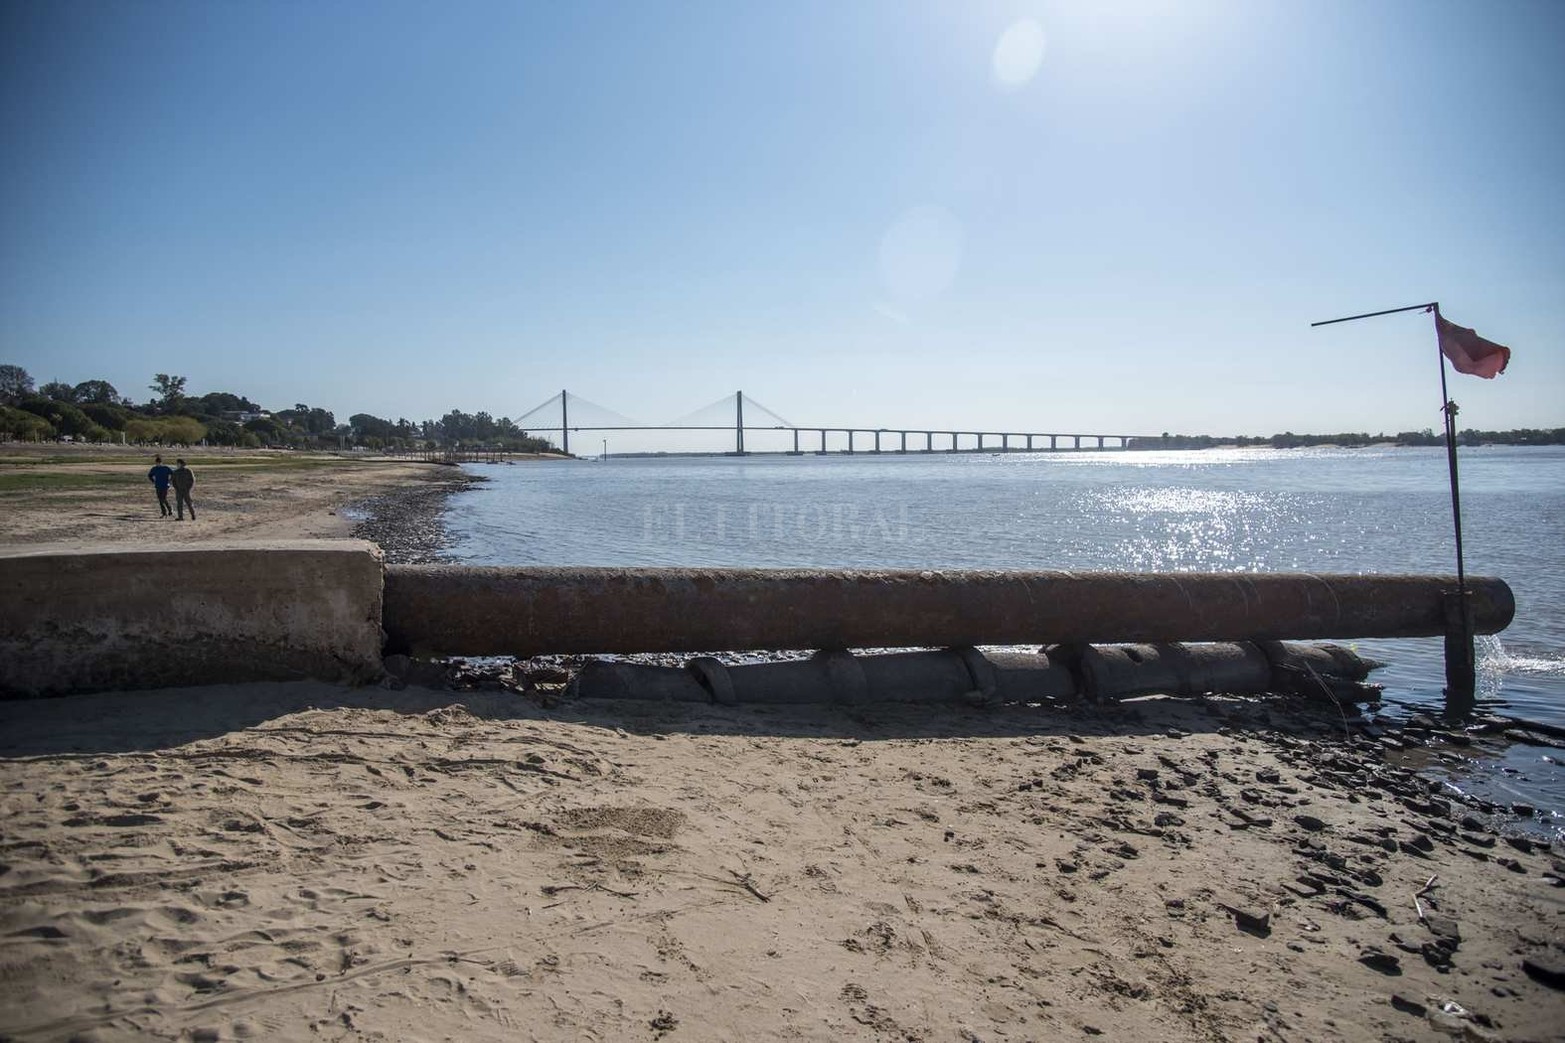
[{"x1": 3, "y1": 0, "x2": 1561, "y2": 446}]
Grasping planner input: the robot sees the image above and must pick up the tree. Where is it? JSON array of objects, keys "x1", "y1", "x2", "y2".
[
  {"x1": 80, "y1": 402, "x2": 132, "y2": 431},
  {"x1": 124, "y1": 417, "x2": 161, "y2": 443},
  {"x1": 195, "y1": 391, "x2": 262, "y2": 415},
  {"x1": 73, "y1": 379, "x2": 121, "y2": 404},
  {"x1": 18, "y1": 396, "x2": 102, "y2": 439},
  {"x1": 203, "y1": 418, "x2": 245, "y2": 446},
  {"x1": 40, "y1": 380, "x2": 77, "y2": 402},
  {"x1": 275, "y1": 404, "x2": 335, "y2": 438},
  {"x1": 163, "y1": 416, "x2": 206, "y2": 444},
  {"x1": 349, "y1": 413, "x2": 398, "y2": 443},
  {"x1": 125, "y1": 415, "x2": 206, "y2": 445},
  {"x1": 0, "y1": 405, "x2": 54, "y2": 441},
  {"x1": 243, "y1": 416, "x2": 289, "y2": 445},
  {"x1": 0, "y1": 364, "x2": 34, "y2": 404},
  {"x1": 150, "y1": 373, "x2": 187, "y2": 413}
]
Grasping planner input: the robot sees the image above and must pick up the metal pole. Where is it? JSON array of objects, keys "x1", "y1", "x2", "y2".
[
  {"x1": 1310, "y1": 302, "x2": 1439, "y2": 328},
  {"x1": 1309, "y1": 301, "x2": 1475, "y2": 707},
  {"x1": 1434, "y1": 304, "x2": 1476, "y2": 708}
]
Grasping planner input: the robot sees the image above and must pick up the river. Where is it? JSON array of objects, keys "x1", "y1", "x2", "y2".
[{"x1": 444, "y1": 445, "x2": 1565, "y2": 830}]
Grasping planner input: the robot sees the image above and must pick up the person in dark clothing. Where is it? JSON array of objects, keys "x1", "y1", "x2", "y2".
[
  {"x1": 147, "y1": 455, "x2": 173, "y2": 517},
  {"x1": 171, "y1": 459, "x2": 196, "y2": 521}
]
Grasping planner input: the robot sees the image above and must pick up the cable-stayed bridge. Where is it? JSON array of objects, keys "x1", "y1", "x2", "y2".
[{"x1": 514, "y1": 391, "x2": 1156, "y2": 456}]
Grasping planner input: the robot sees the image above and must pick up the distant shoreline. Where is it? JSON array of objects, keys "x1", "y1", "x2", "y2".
[{"x1": 602, "y1": 441, "x2": 1564, "y2": 459}]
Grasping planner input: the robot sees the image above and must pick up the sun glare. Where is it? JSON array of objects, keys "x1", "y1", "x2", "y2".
[{"x1": 992, "y1": 18, "x2": 1047, "y2": 89}]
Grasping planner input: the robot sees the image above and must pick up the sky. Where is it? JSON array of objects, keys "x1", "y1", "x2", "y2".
[{"x1": 2, "y1": 0, "x2": 1562, "y2": 450}]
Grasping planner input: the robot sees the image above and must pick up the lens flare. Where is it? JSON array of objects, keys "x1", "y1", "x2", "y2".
[{"x1": 992, "y1": 18, "x2": 1046, "y2": 89}]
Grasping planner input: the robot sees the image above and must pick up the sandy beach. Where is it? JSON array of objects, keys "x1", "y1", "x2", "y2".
[
  {"x1": 2, "y1": 444, "x2": 1562, "y2": 1041},
  {"x1": 1, "y1": 684, "x2": 1562, "y2": 1042},
  {"x1": 0, "y1": 445, "x2": 480, "y2": 559}
]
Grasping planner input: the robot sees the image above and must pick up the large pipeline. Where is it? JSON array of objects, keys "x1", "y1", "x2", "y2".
[{"x1": 382, "y1": 567, "x2": 1513, "y2": 657}]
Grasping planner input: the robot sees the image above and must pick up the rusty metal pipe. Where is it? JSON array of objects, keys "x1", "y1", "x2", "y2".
[{"x1": 381, "y1": 567, "x2": 1514, "y2": 657}]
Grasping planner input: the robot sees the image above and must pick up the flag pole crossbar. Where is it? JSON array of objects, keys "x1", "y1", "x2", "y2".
[{"x1": 1309, "y1": 302, "x2": 1438, "y2": 328}]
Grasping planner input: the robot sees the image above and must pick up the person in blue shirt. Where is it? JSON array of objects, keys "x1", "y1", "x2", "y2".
[{"x1": 147, "y1": 455, "x2": 173, "y2": 517}]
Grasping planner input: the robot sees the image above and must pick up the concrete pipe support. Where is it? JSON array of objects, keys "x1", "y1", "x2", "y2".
[
  {"x1": 382, "y1": 566, "x2": 1514, "y2": 658},
  {"x1": 1079, "y1": 642, "x2": 1274, "y2": 700},
  {"x1": 573, "y1": 648, "x2": 1039, "y2": 706},
  {"x1": 565, "y1": 642, "x2": 1379, "y2": 706}
]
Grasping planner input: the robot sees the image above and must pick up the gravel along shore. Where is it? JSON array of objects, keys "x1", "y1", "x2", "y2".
[{"x1": 347, "y1": 464, "x2": 485, "y2": 563}]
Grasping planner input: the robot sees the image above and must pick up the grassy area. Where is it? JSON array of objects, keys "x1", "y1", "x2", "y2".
[
  {"x1": 0, "y1": 454, "x2": 143, "y2": 466},
  {"x1": 0, "y1": 471, "x2": 128, "y2": 493},
  {"x1": 0, "y1": 452, "x2": 324, "y2": 467},
  {"x1": 0, "y1": 453, "x2": 419, "y2": 493},
  {"x1": 0, "y1": 452, "x2": 407, "y2": 472}
]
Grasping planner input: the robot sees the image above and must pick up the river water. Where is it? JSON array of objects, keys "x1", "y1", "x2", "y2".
[{"x1": 444, "y1": 446, "x2": 1565, "y2": 829}]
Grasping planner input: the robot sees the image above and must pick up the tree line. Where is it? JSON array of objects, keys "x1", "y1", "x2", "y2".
[
  {"x1": 0, "y1": 364, "x2": 556, "y2": 452},
  {"x1": 6, "y1": 362, "x2": 1557, "y2": 453},
  {"x1": 1131, "y1": 428, "x2": 1565, "y2": 450}
]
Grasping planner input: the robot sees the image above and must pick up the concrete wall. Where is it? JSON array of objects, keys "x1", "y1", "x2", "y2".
[{"x1": 0, "y1": 540, "x2": 384, "y2": 696}]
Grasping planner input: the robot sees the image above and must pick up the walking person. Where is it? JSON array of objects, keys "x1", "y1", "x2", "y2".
[
  {"x1": 171, "y1": 458, "x2": 196, "y2": 521},
  {"x1": 147, "y1": 454, "x2": 173, "y2": 517}
]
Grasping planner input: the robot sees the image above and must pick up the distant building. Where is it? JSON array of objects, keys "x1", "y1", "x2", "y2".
[{"x1": 223, "y1": 410, "x2": 272, "y2": 422}]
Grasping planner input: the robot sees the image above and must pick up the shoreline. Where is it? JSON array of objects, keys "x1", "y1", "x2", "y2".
[
  {"x1": 0, "y1": 448, "x2": 483, "y2": 549},
  {"x1": 347, "y1": 464, "x2": 484, "y2": 564}
]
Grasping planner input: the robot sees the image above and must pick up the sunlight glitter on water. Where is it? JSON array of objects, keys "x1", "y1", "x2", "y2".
[{"x1": 1083, "y1": 485, "x2": 1276, "y2": 515}]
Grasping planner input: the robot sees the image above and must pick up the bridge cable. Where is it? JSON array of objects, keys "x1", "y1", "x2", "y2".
[
  {"x1": 659, "y1": 392, "x2": 741, "y2": 428},
  {"x1": 738, "y1": 394, "x2": 793, "y2": 428}
]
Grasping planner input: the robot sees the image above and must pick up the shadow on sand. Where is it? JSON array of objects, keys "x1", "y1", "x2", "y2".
[{"x1": 0, "y1": 680, "x2": 1353, "y2": 760}]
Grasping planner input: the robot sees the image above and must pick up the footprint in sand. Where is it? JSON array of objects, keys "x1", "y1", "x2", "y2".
[
  {"x1": 536, "y1": 805, "x2": 688, "y2": 858},
  {"x1": 155, "y1": 904, "x2": 202, "y2": 927}
]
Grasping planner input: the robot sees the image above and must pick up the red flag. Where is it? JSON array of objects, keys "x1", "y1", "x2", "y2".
[{"x1": 1436, "y1": 314, "x2": 1511, "y2": 378}]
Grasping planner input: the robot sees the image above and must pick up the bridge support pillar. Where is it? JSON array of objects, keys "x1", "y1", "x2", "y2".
[
  {"x1": 900, "y1": 431, "x2": 907, "y2": 453},
  {"x1": 1097, "y1": 436, "x2": 1104, "y2": 449},
  {"x1": 1026, "y1": 434, "x2": 1033, "y2": 450},
  {"x1": 847, "y1": 430, "x2": 854, "y2": 454},
  {"x1": 1073, "y1": 435, "x2": 1081, "y2": 450},
  {"x1": 925, "y1": 432, "x2": 933, "y2": 452},
  {"x1": 819, "y1": 430, "x2": 827, "y2": 454},
  {"x1": 873, "y1": 431, "x2": 881, "y2": 453},
  {"x1": 951, "y1": 433, "x2": 959, "y2": 452},
  {"x1": 1002, "y1": 434, "x2": 1009, "y2": 451}
]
